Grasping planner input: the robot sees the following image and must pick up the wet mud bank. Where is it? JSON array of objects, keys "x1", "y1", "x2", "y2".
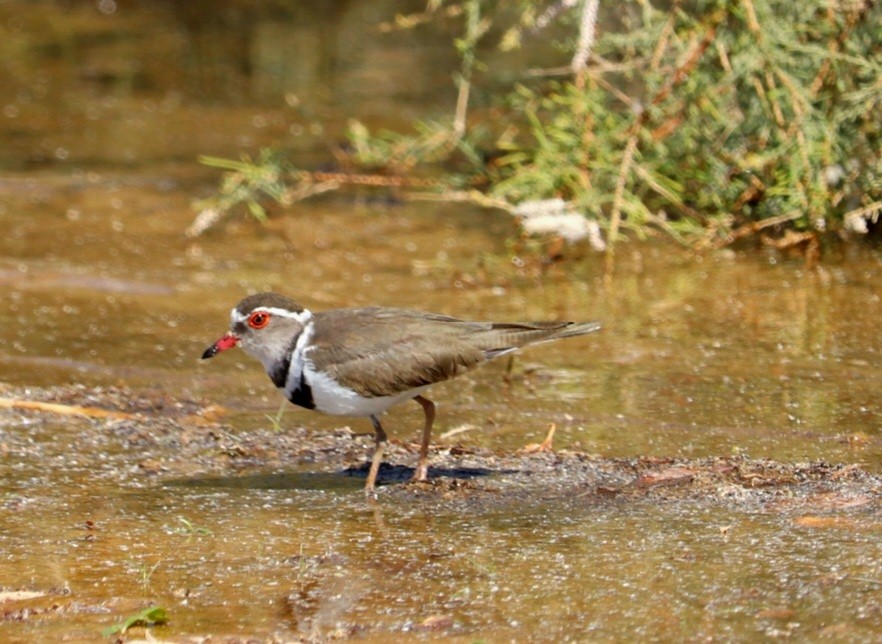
[{"x1": 3, "y1": 383, "x2": 879, "y2": 514}]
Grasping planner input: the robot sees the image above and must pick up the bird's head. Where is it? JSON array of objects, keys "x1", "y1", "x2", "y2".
[{"x1": 202, "y1": 292, "x2": 312, "y2": 373}]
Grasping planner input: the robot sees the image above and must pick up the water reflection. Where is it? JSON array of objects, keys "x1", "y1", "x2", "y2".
[{"x1": 0, "y1": 0, "x2": 461, "y2": 171}]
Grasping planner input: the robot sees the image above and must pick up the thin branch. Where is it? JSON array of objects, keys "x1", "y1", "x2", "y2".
[
  {"x1": 607, "y1": 134, "x2": 639, "y2": 252},
  {"x1": 572, "y1": 0, "x2": 600, "y2": 87},
  {"x1": 712, "y1": 210, "x2": 804, "y2": 248},
  {"x1": 0, "y1": 398, "x2": 136, "y2": 420},
  {"x1": 843, "y1": 200, "x2": 882, "y2": 231},
  {"x1": 453, "y1": 0, "x2": 483, "y2": 141}
]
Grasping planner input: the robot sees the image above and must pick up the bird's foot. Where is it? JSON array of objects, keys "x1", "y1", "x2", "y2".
[{"x1": 411, "y1": 463, "x2": 429, "y2": 483}]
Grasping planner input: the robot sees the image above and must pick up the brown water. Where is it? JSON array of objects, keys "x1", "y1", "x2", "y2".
[{"x1": 2, "y1": 2, "x2": 882, "y2": 641}]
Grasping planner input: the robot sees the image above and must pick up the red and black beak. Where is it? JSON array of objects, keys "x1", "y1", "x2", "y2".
[{"x1": 201, "y1": 333, "x2": 239, "y2": 360}]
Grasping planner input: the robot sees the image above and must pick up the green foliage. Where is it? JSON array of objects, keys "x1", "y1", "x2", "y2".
[
  {"x1": 102, "y1": 605, "x2": 168, "y2": 637},
  {"x1": 133, "y1": 559, "x2": 161, "y2": 596},
  {"x1": 167, "y1": 516, "x2": 213, "y2": 539},
  {"x1": 194, "y1": 0, "x2": 882, "y2": 248},
  {"x1": 196, "y1": 150, "x2": 289, "y2": 223},
  {"x1": 483, "y1": 0, "x2": 882, "y2": 245},
  {"x1": 346, "y1": 118, "x2": 485, "y2": 176},
  {"x1": 264, "y1": 399, "x2": 287, "y2": 432}
]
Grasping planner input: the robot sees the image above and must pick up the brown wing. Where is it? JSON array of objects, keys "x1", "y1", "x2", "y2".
[
  {"x1": 307, "y1": 308, "x2": 488, "y2": 398},
  {"x1": 308, "y1": 308, "x2": 601, "y2": 398}
]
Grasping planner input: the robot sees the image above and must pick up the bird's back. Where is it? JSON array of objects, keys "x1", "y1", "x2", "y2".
[{"x1": 306, "y1": 308, "x2": 600, "y2": 398}]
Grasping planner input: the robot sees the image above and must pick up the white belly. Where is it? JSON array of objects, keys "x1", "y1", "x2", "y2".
[{"x1": 304, "y1": 364, "x2": 429, "y2": 417}]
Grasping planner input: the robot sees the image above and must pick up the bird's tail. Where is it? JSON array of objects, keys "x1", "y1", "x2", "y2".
[
  {"x1": 520, "y1": 320, "x2": 602, "y2": 344},
  {"x1": 481, "y1": 320, "x2": 601, "y2": 357}
]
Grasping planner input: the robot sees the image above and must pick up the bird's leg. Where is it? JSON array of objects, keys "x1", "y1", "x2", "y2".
[
  {"x1": 412, "y1": 395, "x2": 435, "y2": 482},
  {"x1": 365, "y1": 414, "x2": 387, "y2": 494}
]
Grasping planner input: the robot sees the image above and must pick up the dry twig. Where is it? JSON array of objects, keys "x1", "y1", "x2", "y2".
[{"x1": 0, "y1": 398, "x2": 136, "y2": 420}]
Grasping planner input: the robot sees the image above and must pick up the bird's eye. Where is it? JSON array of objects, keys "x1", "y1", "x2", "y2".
[{"x1": 248, "y1": 312, "x2": 270, "y2": 329}]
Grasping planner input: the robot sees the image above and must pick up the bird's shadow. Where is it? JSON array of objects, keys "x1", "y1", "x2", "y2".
[
  {"x1": 165, "y1": 463, "x2": 504, "y2": 492},
  {"x1": 342, "y1": 462, "x2": 504, "y2": 485}
]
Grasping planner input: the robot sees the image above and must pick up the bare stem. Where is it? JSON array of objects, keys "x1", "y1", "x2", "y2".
[{"x1": 572, "y1": 0, "x2": 600, "y2": 88}]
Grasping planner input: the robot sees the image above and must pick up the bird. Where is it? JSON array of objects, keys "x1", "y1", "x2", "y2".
[{"x1": 202, "y1": 292, "x2": 601, "y2": 493}]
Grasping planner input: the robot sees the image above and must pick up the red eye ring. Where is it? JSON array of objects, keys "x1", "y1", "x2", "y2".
[{"x1": 248, "y1": 311, "x2": 270, "y2": 329}]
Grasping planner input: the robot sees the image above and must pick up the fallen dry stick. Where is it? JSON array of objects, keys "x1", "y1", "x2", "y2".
[{"x1": 0, "y1": 398, "x2": 136, "y2": 420}]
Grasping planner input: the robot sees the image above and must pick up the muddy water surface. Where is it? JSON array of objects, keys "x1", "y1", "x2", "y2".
[{"x1": 2, "y1": 2, "x2": 882, "y2": 641}]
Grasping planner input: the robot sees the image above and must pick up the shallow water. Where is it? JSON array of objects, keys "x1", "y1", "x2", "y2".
[{"x1": 2, "y1": 2, "x2": 882, "y2": 641}]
